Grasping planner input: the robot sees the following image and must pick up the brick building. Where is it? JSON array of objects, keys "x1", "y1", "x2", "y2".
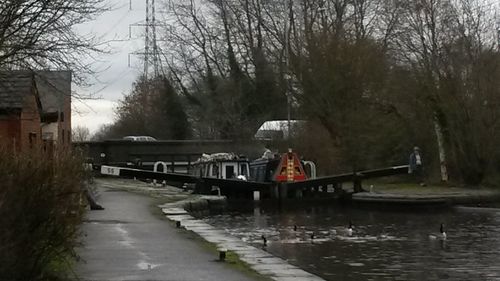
[
  {"x1": 0, "y1": 70, "x2": 72, "y2": 151},
  {"x1": 0, "y1": 72, "x2": 42, "y2": 150},
  {"x1": 36, "y1": 71, "x2": 72, "y2": 147}
]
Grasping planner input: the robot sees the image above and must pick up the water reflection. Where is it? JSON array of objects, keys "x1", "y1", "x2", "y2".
[{"x1": 203, "y1": 203, "x2": 500, "y2": 280}]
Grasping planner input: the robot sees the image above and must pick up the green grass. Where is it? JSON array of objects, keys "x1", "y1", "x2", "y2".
[
  {"x1": 183, "y1": 231, "x2": 273, "y2": 281},
  {"x1": 365, "y1": 181, "x2": 498, "y2": 194},
  {"x1": 44, "y1": 254, "x2": 77, "y2": 281}
]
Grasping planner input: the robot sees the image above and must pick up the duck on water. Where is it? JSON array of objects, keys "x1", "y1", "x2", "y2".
[{"x1": 429, "y1": 223, "x2": 447, "y2": 240}]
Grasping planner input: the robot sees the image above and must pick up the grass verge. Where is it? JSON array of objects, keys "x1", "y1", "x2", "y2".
[
  {"x1": 182, "y1": 229, "x2": 273, "y2": 281},
  {"x1": 364, "y1": 181, "x2": 499, "y2": 194}
]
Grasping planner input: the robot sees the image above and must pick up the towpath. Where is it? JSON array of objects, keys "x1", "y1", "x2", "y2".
[{"x1": 75, "y1": 180, "x2": 257, "y2": 281}]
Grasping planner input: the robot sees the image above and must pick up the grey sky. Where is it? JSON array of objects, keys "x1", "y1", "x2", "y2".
[{"x1": 72, "y1": 0, "x2": 149, "y2": 133}]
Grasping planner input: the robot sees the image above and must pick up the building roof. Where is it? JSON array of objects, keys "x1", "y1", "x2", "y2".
[
  {"x1": 35, "y1": 70, "x2": 71, "y2": 113},
  {"x1": 0, "y1": 71, "x2": 36, "y2": 109},
  {"x1": 254, "y1": 120, "x2": 306, "y2": 140},
  {"x1": 0, "y1": 70, "x2": 71, "y2": 112}
]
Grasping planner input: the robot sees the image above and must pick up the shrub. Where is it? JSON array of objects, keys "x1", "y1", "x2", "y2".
[{"x1": 0, "y1": 146, "x2": 86, "y2": 281}]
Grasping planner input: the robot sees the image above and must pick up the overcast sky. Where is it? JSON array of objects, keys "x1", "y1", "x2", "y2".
[{"x1": 72, "y1": 0, "x2": 151, "y2": 133}]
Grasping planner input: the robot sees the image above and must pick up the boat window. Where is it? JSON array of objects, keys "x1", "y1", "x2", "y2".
[
  {"x1": 212, "y1": 164, "x2": 219, "y2": 177},
  {"x1": 250, "y1": 167, "x2": 256, "y2": 181},
  {"x1": 258, "y1": 166, "x2": 265, "y2": 181},
  {"x1": 225, "y1": 165, "x2": 235, "y2": 179},
  {"x1": 193, "y1": 164, "x2": 203, "y2": 177},
  {"x1": 240, "y1": 163, "x2": 249, "y2": 177}
]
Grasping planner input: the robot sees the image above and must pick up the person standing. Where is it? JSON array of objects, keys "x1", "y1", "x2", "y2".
[
  {"x1": 261, "y1": 145, "x2": 274, "y2": 159},
  {"x1": 409, "y1": 146, "x2": 426, "y2": 186}
]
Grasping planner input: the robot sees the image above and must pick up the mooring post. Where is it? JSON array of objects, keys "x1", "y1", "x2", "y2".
[{"x1": 218, "y1": 248, "x2": 227, "y2": 261}]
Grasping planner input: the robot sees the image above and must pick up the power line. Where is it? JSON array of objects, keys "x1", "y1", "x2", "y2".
[{"x1": 129, "y1": 0, "x2": 164, "y2": 81}]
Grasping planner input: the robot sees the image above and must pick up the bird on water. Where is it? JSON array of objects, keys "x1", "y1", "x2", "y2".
[
  {"x1": 347, "y1": 221, "x2": 353, "y2": 236},
  {"x1": 261, "y1": 235, "x2": 267, "y2": 246},
  {"x1": 330, "y1": 220, "x2": 354, "y2": 236},
  {"x1": 428, "y1": 223, "x2": 447, "y2": 240}
]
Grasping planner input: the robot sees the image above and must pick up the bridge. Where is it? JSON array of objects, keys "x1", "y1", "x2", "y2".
[{"x1": 75, "y1": 139, "x2": 266, "y2": 173}]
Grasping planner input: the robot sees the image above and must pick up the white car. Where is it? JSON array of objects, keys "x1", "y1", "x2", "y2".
[{"x1": 123, "y1": 136, "x2": 157, "y2": 141}]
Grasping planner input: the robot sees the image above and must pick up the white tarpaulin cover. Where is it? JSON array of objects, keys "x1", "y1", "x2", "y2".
[{"x1": 194, "y1": 152, "x2": 239, "y2": 164}]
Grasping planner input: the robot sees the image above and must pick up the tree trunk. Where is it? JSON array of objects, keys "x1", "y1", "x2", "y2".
[{"x1": 433, "y1": 114, "x2": 449, "y2": 182}]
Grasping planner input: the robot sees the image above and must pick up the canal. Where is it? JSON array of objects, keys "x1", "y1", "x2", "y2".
[{"x1": 202, "y1": 202, "x2": 500, "y2": 280}]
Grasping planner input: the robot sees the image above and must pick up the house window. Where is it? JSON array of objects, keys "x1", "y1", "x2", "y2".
[
  {"x1": 62, "y1": 129, "x2": 65, "y2": 144},
  {"x1": 42, "y1": 132, "x2": 54, "y2": 140}
]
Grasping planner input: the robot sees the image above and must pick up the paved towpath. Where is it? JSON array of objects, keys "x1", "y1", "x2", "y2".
[{"x1": 75, "y1": 184, "x2": 257, "y2": 281}]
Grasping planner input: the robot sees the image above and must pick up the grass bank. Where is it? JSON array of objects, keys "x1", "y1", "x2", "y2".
[{"x1": 365, "y1": 181, "x2": 499, "y2": 195}]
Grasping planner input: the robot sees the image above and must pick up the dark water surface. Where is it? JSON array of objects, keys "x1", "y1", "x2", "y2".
[{"x1": 202, "y1": 202, "x2": 500, "y2": 280}]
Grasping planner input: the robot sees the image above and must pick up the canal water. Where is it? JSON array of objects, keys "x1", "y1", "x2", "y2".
[{"x1": 202, "y1": 202, "x2": 500, "y2": 280}]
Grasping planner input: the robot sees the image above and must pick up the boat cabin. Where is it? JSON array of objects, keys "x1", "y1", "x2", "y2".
[
  {"x1": 192, "y1": 150, "x2": 315, "y2": 184},
  {"x1": 249, "y1": 157, "x2": 280, "y2": 182},
  {"x1": 191, "y1": 153, "x2": 250, "y2": 180},
  {"x1": 250, "y1": 149, "x2": 309, "y2": 183}
]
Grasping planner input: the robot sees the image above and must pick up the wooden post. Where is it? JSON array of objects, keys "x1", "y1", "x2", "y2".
[{"x1": 218, "y1": 248, "x2": 227, "y2": 261}]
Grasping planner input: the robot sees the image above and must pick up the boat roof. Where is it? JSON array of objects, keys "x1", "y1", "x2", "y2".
[{"x1": 194, "y1": 153, "x2": 248, "y2": 164}]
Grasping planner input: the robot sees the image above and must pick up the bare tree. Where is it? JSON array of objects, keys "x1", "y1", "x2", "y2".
[
  {"x1": 393, "y1": 0, "x2": 500, "y2": 184},
  {"x1": 102, "y1": 75, "x2": 191, "y2": 140},
  {"x1": 72, "y1": 125, "x2": 90, "y2": 142},
  {"x1": 0, "y1": 0, "x2": 106, "y2": 83},
  {"x1": 279, "y1": 0, "x2": 404, "y2": 171},
  {"x1": 162, "y1": 0, "x2": 287, "y2": 139},
  {"x1": 154, "y1": 0, "x2": 500, "y2": 183}
]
